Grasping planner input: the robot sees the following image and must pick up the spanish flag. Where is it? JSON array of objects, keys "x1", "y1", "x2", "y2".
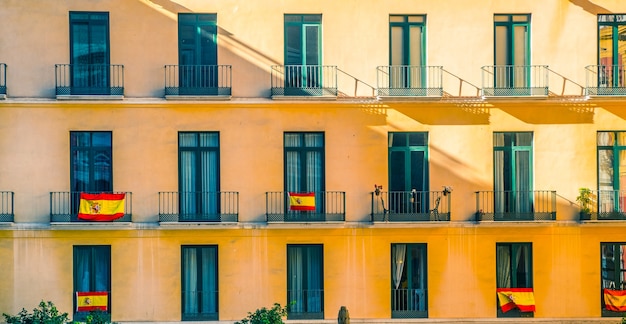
[
  {"x1": 289, "y1": 192, "x2": 316, "y2": 211},
  {"x1": 78, "y1": 193, "x2": 126, "y2": 221},
  {"x1": 604, "y1": 289, "x2": 626, "y2": 311},
  {"x1": 497, "y1": 288, "x2": 536, "y2": 313},
  {"x1": 76, "y1": 291, "x2": 108, "y2": 312}
]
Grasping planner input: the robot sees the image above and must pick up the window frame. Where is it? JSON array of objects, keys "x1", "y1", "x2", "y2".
[
  {"x1": 286, "y1": 244, "x2": 324, "y2": 320},
  {"x1": 391, "y1": 243, "x2": 428, "y2": 318},
  {"x1": 181, "y1": 245, "x2": 219, "y2": 321},
  {"x1": 496, "y1": 242, "x2": 533, "y2": 318},
  {"x1": 73, "y1": 245, "x2": 111, "y2": 320}
]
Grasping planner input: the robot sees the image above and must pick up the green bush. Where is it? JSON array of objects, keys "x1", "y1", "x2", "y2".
[
  {"x1": 2, "y1": 301, "x2": 70, "y2": 324},
  {"x1": 84, "y1": 310, "x2": 111, "y2": 324},
  {"x1": 235, "y1": 303, "x2": 288, "y2": 324}
]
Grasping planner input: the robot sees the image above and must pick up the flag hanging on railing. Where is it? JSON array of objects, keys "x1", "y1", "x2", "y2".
[
  {"x1": 496, "y1": 288, "x2": 536, "y2": 313},
  {"x1": 78, "y1": 192, "x2": 126, "y2": 221},
  {"x1": 604, "y1": 289, "x2": 626, "y2": 311},
  {"x1": 76, "y1": 291, "x2": 108, "y2": 312},
  {"x1": 288, "y1": 192, "x2": 316, "y2": 211}
]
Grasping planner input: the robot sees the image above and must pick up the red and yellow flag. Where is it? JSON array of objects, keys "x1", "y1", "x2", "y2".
[
  {"x1": 289, "y1": 192, "x2": 316, "y2": 211},
  {"x1": 76, "y1": 291, "x2": 108, "y2": 312},
  {"x1": 604, "y1": 289, "x2": 626, "y2": 311},
  {"x1": 78, "y1": 193, "x2": 126, "y2": 221},
  {"x1": 496, "y1": 288, "x2": 536, "y2": 313}
]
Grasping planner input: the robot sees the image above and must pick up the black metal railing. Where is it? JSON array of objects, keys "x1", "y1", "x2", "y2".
[
  {"x1": 376, "y1": 65, "x2": 443, "y2": 97},
  {"x1": 55, "y1": 64, "x2": 124, "y2": 96},
  {"x1": 579, "y1": 189, "x2": 626, "y2": 220},
  {"x1": 481, "y1": 65, "x2": 549, "y2": 97},
  {"x1": 265, "y1": 191, "x2": 345, "y2": 222},
  {"x1": 50, "y1": 191, "x2": 132, "y2": 222},
  {"x1": 158, "y1": 191, "x2": 238, "y2": 222},
  {"x1": 391, "y1": 288, "x2": 428, "y2": 318},
  {"x1": 287, "y1": 289, "x2": 324, "y2": 320},
  {"x1": 181, "y1": 290, "x2": 219, "y2": 321},
  {"x1": 0, "y1": 63, "x2": 6, "y2": 95},
  {"x1": 164, "y1": 65, "x2": 232, "y2": 96},
  {"x1": 585, "y1": 65, "x2": 626, "y2": 96},
  {"x1": 271, "y1": 65, "x2": 338, "y2": 96},
  {"x1": 371, "y1": 191, "x2": 450, "y2": 222},
  {"x1": 475, "y1": 190, "x2": 556, "y2": 221},
  {"x1": 0, "y1": 191, "x2": 14, "y2": 222}
]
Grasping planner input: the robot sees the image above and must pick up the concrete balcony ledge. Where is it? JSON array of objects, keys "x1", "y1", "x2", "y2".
[
  {"x1": 120, "y1": 319, "x2": 622, "y2": 324},
  {"x1": 56, "y1": 95, "x2": 124, "y2": 100}
]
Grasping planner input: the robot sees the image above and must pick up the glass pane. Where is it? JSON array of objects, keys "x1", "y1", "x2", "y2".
[
  {"x1": 409, "y1": 26, "x2": 422, "y2": 67},
  {"x1": 305, "y1": 25, "x2": 319, "y2": 65},
  {"x1": 390, "y1": 133, "x2": 407, "y2": 147},
  {"x1": 599, "y1": 25, "x2": 613, "y2": 67},
  {"x1": 390, "y1": 16, "x2": 404, "y2": 23},
  {"x1": 513, "y1": 25, "x2": 527, "y2": 67},
  {"x1": 389, "y1": 151, "x2": 406, "y2": 192},
  {"x1": 410, "y1": 151, "x2": 426, "y2": 192},
  {"x1": 598, "y1": 131, "x2": 614, "y2": 146},
  {"x1": 199, "y1": 133, "x2": 218, "y2": 147},
  {"x1": 408, "y1": 15, "x2": 425, "y2": 23},
  {"x1": 304, "y1": 133, "x2": 323, "y2": 147},
  {"x1": 180, "y1": 133, "x2": 198, "y2": 147},
  {"x1": 285, "y1": 133, "x2": 302, "y2": 147},
  {"x1": 599, "y1": 149, "x2": 614, "y2": 191},
  {"x1": 408, "y1": 133, "x2": 427, "y2": 146},
  {"x1": 92, "y1": 132, "x2": 111, "y2": 147},
  {"x1": 286, "y1": 25, "x2": 302, "y2": 65},
  {"x1": 494, "y1": 15, "x2": 509, "y2": 22},
  {"x1": 391, "y1": 26, "x2": 403, "y2": 66}
]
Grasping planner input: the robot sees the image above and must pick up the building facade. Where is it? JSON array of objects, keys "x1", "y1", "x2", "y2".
[{"x1": 1, "y1": 0, "x2": 626, "y2": 322}]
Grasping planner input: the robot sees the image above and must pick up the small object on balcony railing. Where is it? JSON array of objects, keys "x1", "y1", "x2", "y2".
[
  {"x1": 288, "y1": 192, "x2": 315, "y2": 211},
  {"x1": 337, "y1": 306, "x2": 350, "y2": 324},
  {"x1": 374, "y1": 184, "x2": 389, "y2": 220},
  {"x1": 443, "y1": 186, "x2": 453, "y2": 196},
  {"x1": 78, "y1": 192, "x2": 126, "y2": 221}
]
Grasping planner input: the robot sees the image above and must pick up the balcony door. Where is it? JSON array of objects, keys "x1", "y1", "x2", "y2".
[
  {"x1": 287, "y1": 244, "x2": 323, "y2": 320},
  {"x1": 597, "y1": 131, "x2": 626, "y2": 216},
  {"x1": 70, "y1": 12, "x2": 110, "y2": 95},
  {"x1": 494, "y1": 132, "x2": 533, "y2": 219},
  {"x1": 179, "y1": 132, "x2": 220, "y2": 221},
  {"x1": 284, "y1": 14, "x2": 322, "y2": 94},
  {"x1": 284, "y1": 132, "x2": 324, "y2": 218},
  {"x1": 598, "y1": 15, "x2": 626, "y2": 88},
  {"x1": 388, "y1": 133, "x2": 429, "y2": 214},
  {"x1": 178, "y1": 14, "x2": 218, "y2": 95},
  {"x1": 389, "y1": 15, "x2": 425, "y2": 90},
  {"x1": 494, "y1": 14, "x2": 530, "y2": 90}
]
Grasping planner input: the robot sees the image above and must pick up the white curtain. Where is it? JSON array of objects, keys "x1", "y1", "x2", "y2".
[
  {"x1": 496, "y1": 245, "x2": 511, "y2": 288},
  {"x1": 182, "y1": 247, "x2": 217, "y2": 315},
  {"x1": 392, "y1": 244, "x2": 406, "y2": 289},
  {"x1": 179, "y1": 133, "x2": 219, "y2": 218}
]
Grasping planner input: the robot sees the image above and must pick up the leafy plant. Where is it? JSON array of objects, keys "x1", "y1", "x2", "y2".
[
  {"x1": 2, "y1": 301, "x2": 70, "y2": 324},
  {"x1": 576, "y1": 187, "x2": 593, "y2": 215},
  {"x1": 85, "y1": 310, "x2": 112, "y2": 324},
  {"x1": 235, "y1": 303, "x2": 288, "y2": 324}
]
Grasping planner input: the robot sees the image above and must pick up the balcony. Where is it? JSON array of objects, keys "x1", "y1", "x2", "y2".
[
  {"x1": 164, "y1": 65, "x2": 232, "y2": 99},
  {"x1": 475, "y1": 190, "x2": 556, "y2": 221},
  {"x1": 392, "y1": 288, "x2": 428, "y2": 319},
  {"x1": 481, "y1": 65, "x2": 548, "y2": 97},
  {"x1": 585, "y1": 65, "x2": 626, "y2": 96},
  {"x1": 0, "y1": 191, "x2": 14, "y2": 222},
  {"x1": 0, "y1": 63, "x2": 6, "y2": 99},
  {"x1": 579, "y1": 189, "x2": 626, "y2": 220},
  {"x1": 50, "y1": 191, "x2": 132, "y2": 222},
  {"x1": 55, "y1": 64, "x2": 124, "y2": 98},
  {"x1": 376, "y1": 65, "x2": 443, "y2": 98},
  {"x1": 270, "y1": 65, "x2": 338, "y2": 98},
  {"x1": 371, "y1": 191, "x2": 450, "y2": 222},
  {"x1": 265, "y1": 191, "x2": 345, "y2": 222},
  {"x1": 158, "y1": 191, "x2": 239, "y2": 222}
]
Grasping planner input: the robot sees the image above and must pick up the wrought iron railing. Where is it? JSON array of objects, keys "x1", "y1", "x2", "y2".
[
  {"x1": 265, "y1": 191, "x2": 345, "y2": 222},
  {"x1": 0, "y1": 191, "x2": 14, "y2": 222},
  {"x1": 579, "y1": 189, "x2": 626, "y2": 220},
  {"x1": 181, "y1": 290, "x2": 219, "y2": 321},
  {"x1": 158, "y1": 191, "x2": 238, "y2": 222},
  {"x1": 481, "y1": 65, "x2": 549, "y2": 97},
  {"x1": 270, "y1": 65, "x2": 338, "y2": 96},
  {"x1": 287, "y1": 289, "x2": 324, "y2": 320},
  {"x1": 371, "y1": 191, "x2": 450, "y2": 222},
  {"x1": 376, "y1": 65, "x2": 443, "y2": 97},
  {"x1": 392, "y1": 288, "x2": 428, "y2": 318},
  {"x1": 50, "y1": 191, "x2": 132, "y2": 222},
  {"x1": 0, "y1": 63, "x2": 6, "y2": 95},
  {"x1": 585, "y1": 65, "x2": 626, "y2": 96},
  {"x1": 55, "y1": 64, "x2": 124, "y2": 96},
  {"x1": 475, "y1": 190, "x2": 556, "y2": 221},
  {"x1": 164, "y1": 65, "x2": 232, "y2": 96}
]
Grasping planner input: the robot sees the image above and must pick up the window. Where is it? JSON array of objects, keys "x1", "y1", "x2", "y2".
[
  {"x1": 287, "y1": 244, "x2": 323, "y2": 320},
  {"x1": 496, "y1": 243, "x2": 533, "y2": 317},
  {"x1": 71, "y1": 131, "x2": 112, "y2": 217},
  {"x1": 179, "y1": 132, "x2": 220, "y2": 221},
  {"x1": 493, "y1": 132, "x2": 533, "y2": 219},
  {"x1": 493, "y1": 14, "x2": 530, "y2": 89},
  {"x1": 73, "y1": 246, "x2": 111, "y2": 320},
  {"x1": 182, "y1": 245, "x2": 218, "y2": 321},
  {"x1": 284, "y1": 14, "x2": 322, "y2": 92},
  {"x1": 597, "y1": 132, "x2": 626, "y2": 217},
  {"x1": 391, "y1": 243, "x2": 427, "y2": 318},
  {"x1": 284, "y1": 132, "x2": 324, "y2": 217},
  {"x1": 69, "y1": 12, "x2": 110, "y2": 95},
  {"x1": 389, "y1": 15, "x2": 426, "y2": 89},
  {"x1": 388, "y1": 132, "x2": 429, "y2": 215},
  {"x1": 178, "y1": 14, "x2": 218, "y2": 95},
  {"x1": 597, "y1": 14, "x2": 626, "y2": 87},
  {"x1": 601, "y1": 243, "x2": 626, "y2": 316}
]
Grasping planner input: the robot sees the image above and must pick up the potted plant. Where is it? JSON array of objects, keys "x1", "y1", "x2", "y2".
[{"x1": 576, "y1": 187, "x2": 593, "y2": 220}]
